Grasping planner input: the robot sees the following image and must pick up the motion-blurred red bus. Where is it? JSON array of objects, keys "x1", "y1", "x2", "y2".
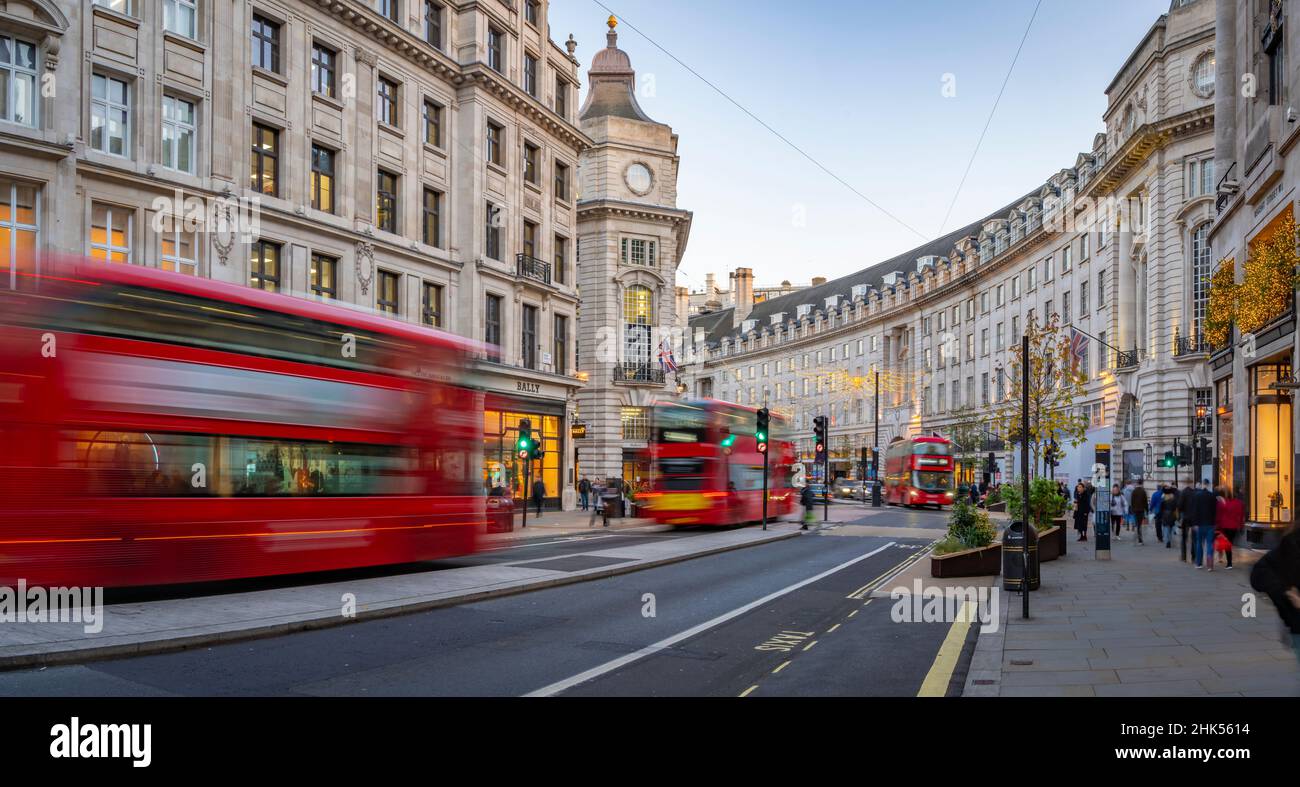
[
  {"x1": 0, "y1": 258, "x2": 487, "y2": 588},
  {"x1": 883, "y1": 435, "x2": 956, "y2": 509},
  {"x1": 638, "y1": 400, "x2": 796, "y2": 526}
]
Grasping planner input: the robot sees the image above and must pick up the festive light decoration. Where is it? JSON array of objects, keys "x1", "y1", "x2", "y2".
[
  {"x1": 1204, "y1": 259, "x2": 1235, "y2": 349},
  {"x1": 1238, "y1": 210, "x2": 1297, "y2": 335}
]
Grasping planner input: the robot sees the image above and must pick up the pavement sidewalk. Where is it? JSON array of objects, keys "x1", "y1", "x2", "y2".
[
  {"x1": 963, "y1": 528, "x2": 1300, "y2": 697},
  {"x1": 484, "y1": 507, "x2": 659, "y2": 544},
  {"x1": 0, "y1": 521, "x2": 805, "y2": 670}
]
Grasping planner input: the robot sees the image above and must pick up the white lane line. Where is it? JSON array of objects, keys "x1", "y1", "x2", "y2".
[{"x1": 522, "y1": 541, "x2": 897, "y2": 697}]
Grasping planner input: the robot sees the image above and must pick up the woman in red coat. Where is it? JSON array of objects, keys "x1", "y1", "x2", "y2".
[{"x1": 1215, "y1": 487, "x2": 1245, "y2": 569}]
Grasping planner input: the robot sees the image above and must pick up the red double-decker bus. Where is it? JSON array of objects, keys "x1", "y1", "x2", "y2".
[
  {"x1": 0, "y1": 258, "x2": 486, "y2": 588},
  {"x1": 883, "y1": 435, "x2": 956, "y2": 509},
  {"x1": 637, "y1": 400, "x2": 797, "y2": 526}
]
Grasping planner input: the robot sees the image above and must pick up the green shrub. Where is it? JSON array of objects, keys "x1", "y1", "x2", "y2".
[
  {"x1": 933, "y1": 536, "x2": 966, "y2": 555},
  {"x1": 999, "y1": 478, "x2": 1067, "y2": 532},
  {"x1": 984, "y1": 487, "x2": 1002, "y2": 506},
  {"x1": 945, "y1": 499, "x2": 997, "y2": 550}
]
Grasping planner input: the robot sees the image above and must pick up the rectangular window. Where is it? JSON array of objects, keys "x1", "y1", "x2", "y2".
[
  {"x1": 525, "y1": 0, "x2": 539, "y2": 26},
  {"x1": 424, "y1": 1, "x2": 444, "y2": 50},
  {"x1": 621, "y1": 237, "x2": 656, "y2": 266},
  {"x1": 981, "y1": 372, "x2": 989, "y2": 406},
  {"x1": 89, "y1": 203, "x2": 132, "y2": 263},
  {"x1": 555, "y1": 77, "x2": 568, "y2": 118},
  {"x1": 376, "y1": 170, "x2": 399, "y2": 234},
  {"x1": 1011, "y1": 315, "x2": 1020, "y2": 343},
  {"x1": 485, "y1": 293, "x2": 502, "y2": 346},
  {"x1": 524, "y1": 141, "x2": 539, "y2": 184},
  {"x1": 1080, "y1": 280, "x2": 1090, "y2": 313},
  {"x1": 1062, "y1": 246, "x2": 1072, "y2": 271},
  {"x1": 486, "y1": 121, "x2": 503, "y2": 165},
  {"x1": 311, "y1": 145, "x2": 335, "y2": 213},
  {"x1": 522, "y1": 304, "x2": 538, "y2": 369},
  {"x1": 980, "y1": 328, "x2": 989, "y2": 356},
  {"x1": 422, "y1": 187, "x2": 442, "y2": 247},
  {"x1": 379, "y1": 0, "x2": 400, "y2": 23},
  {"x1": 553, "y1": 235, "x2": 567, "y2": 285},
  {"x1": 0, "y1": 179, "x2": 39, "y2": 290},
  {"x1": 163, "y1": 0, "x2": 197, "y2": 39},
  {"x1": 422, "y1": 281, "x2": 443, "y2": 327},
  {"x1": 1011, "y1": 275, "x2": 1021, "y2": 299},
  {"x1": 487, "y1": 27, "x2": 503, "y2": 72},
  {"x1": 94, "y1": 0, "x2": 131, "y2": 13},
  {"x1": 377, "y1": 270, "x2": 400, "y2": 315},
  {"x1": 310, "y1": 253, "x2": 337, "y2": 299},
  {"x1": 250, "y1": 123, "x2": 278, "y2": 196},
  {"x1": 90, "y1": 73, "x2": 130, "y2": 156},
  {"x1": 1096, "y1": 270, "x2": 1106, "y2": 309},
  {"x1": 554, "y1": 161, "x2": 570, "y2": 200},
  {"x1": 377, "y1": 76, "x2": 399, "y2": 126},
  {"x1": 1080, "y1": 234, "x2": 1090, "y2": 260},
  {"x1": 249, "y1": 239, "x2": 281, "y2": 292},
  {"x1": 1027, "y1": 266, "x2": 1036, "y2": 290},
  {"x1": 522, "y1": 220, "x2": 537, "y2": 259},
  {"x1": 485, "y1": 202, "x2": 501, "y2": 260},
  {"x1": 554, "y1": 314, "x2": 568, "y2": 373},
  {"x1": 423, "y1": 99, "x2": 443, "y2": 147},
  {"x1": 251, "y1": 15, "x2": 280, "y2": 73},
  {"x1": 0, "y1": 35, "x2": 37, "y2": 126},
  {"x1": 996, "y1": 285, "x2": 1005, "y2": 307},
  {"x1": 311, "y1": 44, "x2": 336, "y2": 97},
  {"x1": 158, "y1": 215, "x2": 197, "y2": 275},
  {"x1": 524, "y1": 54, "x2": 538, "y2": 97},
  {"x1": 621, "y1": 407, "x2": 649, "y2": 441},
  {"x1": 1043, "y1": 255, "x2": 1053, "y2": 282},
  {"x1": 1063, "y1": 292, "x2": 1072, "y2": 324},
  {"x1": 161, "y1": 94, "x2": 195, "y2": 173}
]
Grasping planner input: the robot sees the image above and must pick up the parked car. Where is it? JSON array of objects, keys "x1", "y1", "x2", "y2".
[{"x1": 835, "y1": 479, "x2": 865, "y2": 499}]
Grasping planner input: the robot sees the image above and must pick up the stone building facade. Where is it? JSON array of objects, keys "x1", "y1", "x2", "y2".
[
  {"x1": 0, "y1": 0, "x2": 593, "y2": 508},
  {"x1": 682, "y1": 0, "x2": 1217, "y2": 491},
  {"x1": 573, "y1": 17, "x2": 692, "y2": 486},
  {"x1": 1210, "y1": 0, "x2": 1297, "y2": 545}
]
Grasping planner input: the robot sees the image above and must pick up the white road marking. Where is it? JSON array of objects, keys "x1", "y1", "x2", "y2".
[{"x1": 522, "y1": 541, "x2": 897, "y2": 697}]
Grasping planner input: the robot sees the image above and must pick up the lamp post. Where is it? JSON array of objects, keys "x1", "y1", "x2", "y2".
[{"x1": 872, "y1": 366, "x2": 882, "y2": 507}]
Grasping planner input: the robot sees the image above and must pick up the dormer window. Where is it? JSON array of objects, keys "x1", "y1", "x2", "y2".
[
  {"x1": 852, "y1": 284, "x2": 867, "y2": 300},
  {"x1": 796, "y1": 304, "x2": 811, "y2": 319}
]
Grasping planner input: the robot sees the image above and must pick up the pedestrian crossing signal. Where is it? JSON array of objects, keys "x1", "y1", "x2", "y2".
[{"x1": 756, "y1": 408, "x2": 770, "y2": 454}]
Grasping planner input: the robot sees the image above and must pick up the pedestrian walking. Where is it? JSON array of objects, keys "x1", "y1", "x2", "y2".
[
  {"x1": 1121, "y1": 479, "x2": 1136, "y2": 532},
  {"x1": 1178, "y1": 481, "x2": 1197, "y2": 561},
  {"x1": 578, "y1": 476, "x2": 591, "y2": 511},
  {"x1": 1150, "y1": 483, "x2": 1165, "y2": 543},
  {"x1": 1216, "y1": 486, "x2": 1245, "y2": 569},
  {"x1": 1073, "y1": 480, "x2": 1091, "y2": 542},
  {"x1": 1249, "y1": 522, "x2": 1300, "y2": 666},
  {"x1": 530, "y1": 477, "x2": 546, "y2": 520},
  {"x1": 1161, "y1": 485, "x2": 1179, "y2": 548},
  {"x1": 1190, "y1": 480, "x2": 1218, "y2": 570},
  {"x1": 1130, "y1": 479, "x2": 1148, "y2": 544},
  {"x1": 1110, "y1": 483, "x2": 1126, "y2": 542},
  {"x1": 800, "y1": 484, "x2": 816, "y2": 530}
]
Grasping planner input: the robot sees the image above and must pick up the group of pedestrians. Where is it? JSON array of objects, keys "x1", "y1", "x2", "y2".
[{"x1": 1068, "y1": 476, "x2": 1245, "y2": 569}]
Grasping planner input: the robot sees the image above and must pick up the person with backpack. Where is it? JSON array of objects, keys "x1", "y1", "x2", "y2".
[
  {"x1": 1161, "y1": 485, "x2": 1180, "y2": 548},
  {"x1": 1250, "y1": 523, "x2": 1300, "y2": 665},
  {"x1": 578, "y1": 476, "x2": 592, "y2": 512},
  {"x1": 800, "y1": 484, "x2": 816, "y2": 530},
  {"x1": 1150, "y1": 484, "x2": 1165, "y2": 543}
]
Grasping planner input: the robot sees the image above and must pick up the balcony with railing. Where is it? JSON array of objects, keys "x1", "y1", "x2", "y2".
[
  {"x1": 1174, "y1": 332, "x2": 1206, "y2": 358},
  {"x1": 516, "y1": 253, "x2": 551, "y2": 285},
  {"x1": 1114, "y1": 349, "x2": 1140, "y2": 370},
  {"x1": 613, "y1": 363, "x2": 665, "y2": 385}
]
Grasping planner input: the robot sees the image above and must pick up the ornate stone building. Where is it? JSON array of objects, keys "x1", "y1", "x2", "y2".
[
  {"x1": 1211, "y1": 0, "x2": 1296, "y2": 545},
  {"x1": 573, "y1": 17, "x2": 692, "y2": 486},
  {"x1": 682, "y1": 0, "x2": 1217, "y2": 490},
  {"x1": 0, "y1": 0, "x2": 592, "y2": 508}
]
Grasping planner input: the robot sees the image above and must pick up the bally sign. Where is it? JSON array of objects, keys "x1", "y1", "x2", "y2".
[
  {"x1": 571, "y1": 422, "x2": 588, "y2": 439},
  {"x1": 516, "y1": 381, "x2": 542, "y2": 394}
]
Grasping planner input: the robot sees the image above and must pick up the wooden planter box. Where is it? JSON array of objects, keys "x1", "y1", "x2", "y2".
[
  {"x1": 931, "y1": 542, "x2": 1002, "y2": 578},
  {"x1": 1037, "y1": 526, "x2": 1062, "y2": 562},
  {"x1": 987, "y1": 501, "x2": 1006, "y2": 513},
  {"x1": 1052, "y1": 517, "x2": 1067, "y2": 557}
]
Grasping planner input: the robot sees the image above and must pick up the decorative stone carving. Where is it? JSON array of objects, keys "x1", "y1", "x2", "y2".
[{"x1": 356, "y1": 242, "x2": 375, "y2": 294}]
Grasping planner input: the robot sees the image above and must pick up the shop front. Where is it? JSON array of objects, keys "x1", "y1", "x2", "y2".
[
  {"x1": 483, "y1": 391, "x2": 569, "y2": 512},
  {"x1": 1246, "y1": 360, "x2": 1294, "y2": 545}
]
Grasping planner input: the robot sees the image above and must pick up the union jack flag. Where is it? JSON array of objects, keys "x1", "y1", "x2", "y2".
[
  {"x1": 1068, "y1": 328, "x2": 1089, "y2": 371},
  {"x1": 657, "y1": 339, "x2": 678, "y2": 373}
]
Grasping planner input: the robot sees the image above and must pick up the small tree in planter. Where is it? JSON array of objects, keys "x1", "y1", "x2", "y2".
[
  {"x1": 935, "y1": 499, "x2": 997, "y2": 555},
  {"x1": 999, "y1": 477, "x2": 1066, "y2": 533}
]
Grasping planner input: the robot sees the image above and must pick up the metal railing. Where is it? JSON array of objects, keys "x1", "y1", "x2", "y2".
[
  {"x1": 1175, "y1": 335, "x2": 1206, "y2": 357},
  {"x1": 516, "y1": 253, "x2": 551, "y2": 285},
  {"x1": 613, "y1": 363, "x2": 665, "y2": 384},
  {"x1": 1114, "y1": 349, "x2": 1140, "y2": 370}
]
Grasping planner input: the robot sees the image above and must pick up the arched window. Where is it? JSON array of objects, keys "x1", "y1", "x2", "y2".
[
  {"x1": 1191, "y1": 223, "x2": 1212, "y2": 342},
  {"x1": 623, "y1": 284, "x2": 654, "y2": 368}
]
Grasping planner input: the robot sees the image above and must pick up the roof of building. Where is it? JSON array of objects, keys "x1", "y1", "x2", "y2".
[
  {"x1": 580, "y1": 17, "x2": 657, "y2": 123},
  {"x1": 695, "y1": 191, "x2": 1034, "y2": 348}
]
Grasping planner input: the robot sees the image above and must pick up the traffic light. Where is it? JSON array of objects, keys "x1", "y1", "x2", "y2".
[
  {"x1": 1045, "y1": 439, "x2": 1060, "y2": 468},
  {"x1": 1158, "y1": 451, "x2": 1176, "y2": 468},
  {"x1": 531, "y1": 437, "x2": 544, "y2": 461},
  {"x1": 755, "y1": 408, "x2": 770, "y2": 454},
  {"x1": 721, "y1": 430, "x2": 737, "y2": 449},
  {"x1": 813, "y1": 416, "x2": 828, "y2": 463},
  {"x1": 516, "y1": 418, "x2": 534, "y2": 460}
]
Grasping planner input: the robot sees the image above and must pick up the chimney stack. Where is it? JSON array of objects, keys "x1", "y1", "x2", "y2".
[
  {"x1": 812, "y1": 276, "x2": 827, "y2": 287},
  {"x1": 675, "y1": 286, "x2": 690, "y2": 325},
  {"x1": 732, "y1": 267, "x2": 755, "y2": 328}
]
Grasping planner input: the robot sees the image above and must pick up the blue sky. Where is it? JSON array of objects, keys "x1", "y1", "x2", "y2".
[{"x1": 546, "y1": 0, "x2": 1174, "y2": 293}]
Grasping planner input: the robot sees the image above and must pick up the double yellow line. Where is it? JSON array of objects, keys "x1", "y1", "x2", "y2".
[{"x1": 845, "y1": 542, "x2": 935, "y2": 600}]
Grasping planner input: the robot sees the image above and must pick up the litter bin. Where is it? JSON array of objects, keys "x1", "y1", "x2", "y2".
[
  {"x1": 485, "y1": 496, "x2": 514, "y2": 533},
  {"x1": 1002, "y1": 520, "x2": 1040, "y2": 591},
  {"x1": 601, "y1": 492, "x2": 623, "y2": 519}
]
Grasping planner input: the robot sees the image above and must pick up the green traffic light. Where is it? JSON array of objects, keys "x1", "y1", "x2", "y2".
[
  {"x1": 755, "y1": 431, "x2": 767, "y2": 442},
  {"x1": 721, "y1": 434, "x2": 737, "y2": 448}
]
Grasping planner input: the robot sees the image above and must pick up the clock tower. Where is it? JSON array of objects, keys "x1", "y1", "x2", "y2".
[{"x1": 575, "y1": 16, "x2": 694, "y2": 487}]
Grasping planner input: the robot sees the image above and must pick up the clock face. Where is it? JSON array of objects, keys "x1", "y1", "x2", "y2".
[{"x1": 625, "y1": 163, "x2": 653, "y2": 194}]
